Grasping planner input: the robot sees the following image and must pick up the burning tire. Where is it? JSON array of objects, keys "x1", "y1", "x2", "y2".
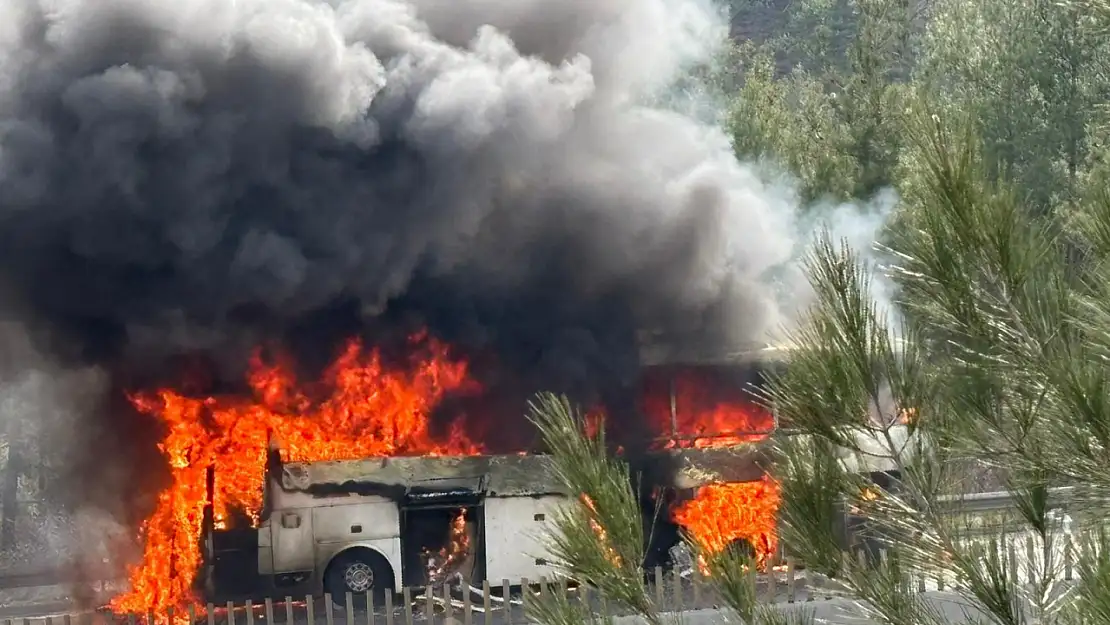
[{"x1": 324, "y1": 549, "x2": 395, "y2": 608}]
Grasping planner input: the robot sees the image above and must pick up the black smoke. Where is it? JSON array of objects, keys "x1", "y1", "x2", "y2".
[
  {"x1": 0, "y1": 1, "x2": 918, "y2": 587},
  {"x1": 0, "y1": 0, "x2": 804, "y2": 386},
  {"x1": 0, "y1": 0, "x2": 816, "y2": 468}
]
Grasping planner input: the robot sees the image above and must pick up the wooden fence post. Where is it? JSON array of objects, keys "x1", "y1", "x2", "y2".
[
  {"x1": 462, "y1": 581, "x2": 472, "y2": 625},
  {"x1": 786, "y1": 559, "x2": 796, "y2": 603},
  {"x1": 402, "y1": 587, "x2": 413, "y2": 625},
  {"x1": 654, "y1": 566, "x2": 663, "y2": 606},
  {"x1": 673, "y1": 568, "x2": 683, "y2": 611},
  {"x1": 764, "y1": 564, "x2": 776, "y2": 602},
  {"x1": 1025, "y1": 535, "x2": 1037, "y2": 587}
]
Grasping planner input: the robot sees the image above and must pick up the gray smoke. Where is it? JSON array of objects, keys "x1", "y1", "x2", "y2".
[{"x1": 0, "y1": 0, "x2": 813, "y2": 382}]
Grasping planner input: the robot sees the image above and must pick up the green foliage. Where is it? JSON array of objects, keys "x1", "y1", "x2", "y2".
[
  {"x1": 767, "y1": 105, "x2": 1110, "y2": 623},
  {"x1": 726, "y1": 46, "x2": 871, "y2": 201},
  {"x1": 725, "y1": 0, "x2": 1110, "y2": 212},
  {"x1": 916, "y1": 0, "x2": 1110, "y2": 212},
  {"x1": 525, "y1": 0, "x2": 1110, "y2": 621},
  {"x1": 524, "y1": 392, "x2": 813, "y2": 625},
  {"x1": 724, "y1": 0, "x2": 914, "y2": 202},
  {"x1": 769, "y1": 436, "x2": 848, "y2": 576},
  {"x1": 525, "y1": 393, "x2": 658, "y2": 622},
  {"x1": 699, "y1": 545, "x2": 815, "y2": 625}
]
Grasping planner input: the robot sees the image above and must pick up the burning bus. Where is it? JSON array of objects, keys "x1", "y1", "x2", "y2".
[
  {"x1": 197, "y1": 341, "x2": 786, "y2": 605},
  {"x1": 254, "y1": 453, "x2": 573, "y2": 604},
  {"x1": 107, "y1": 334, "x2": 907, "y2": 614},
  {"x1": 240, "y1": 443, "x2": 772, "y2": 606}
]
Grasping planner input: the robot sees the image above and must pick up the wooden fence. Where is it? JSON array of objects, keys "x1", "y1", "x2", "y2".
[
  {"x1": 0, "y1": 565, "x2": 794, "y2": 625},
  {"x1": 0, "y1": 535, "x2": 1090, "y2": 625}
]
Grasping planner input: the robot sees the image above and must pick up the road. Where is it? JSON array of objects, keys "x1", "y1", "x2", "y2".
[{"x1": 610, "y1": 593, "x2": 1004, "y2": 625}]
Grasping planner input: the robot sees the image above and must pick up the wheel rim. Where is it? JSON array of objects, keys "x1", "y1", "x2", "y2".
[{"x1": 344, "y1": 562, "x2": 374, "y2": 592}]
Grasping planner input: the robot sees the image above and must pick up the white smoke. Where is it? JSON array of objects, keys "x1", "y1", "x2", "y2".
[{"x1": 0, "y1": 316, "x2": 109, "y2": 571}]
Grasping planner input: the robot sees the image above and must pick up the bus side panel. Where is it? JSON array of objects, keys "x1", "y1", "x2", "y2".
[
  {"x1": 273, "y1": 509, "x2": 315, "y2": 573},
  {"x1": 483, "y1": 495, "x2": 568, "y2": 583},
  {"x1": 312, "y1": 499, "x2": 400, "y2": 542}
]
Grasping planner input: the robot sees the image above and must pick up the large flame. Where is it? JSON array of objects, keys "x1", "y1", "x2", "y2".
[
  {"x1": 642, "y1": 371, "x2": 781, "y2": 571},
  {"x1": 111, "y1": 334, "x2": 783, "y2": 617},
  {"x1": 111, "y1": 333, "x2": 482, "y2": 615},
  {"x1": 641, "y1": 369, "x2": 775, "y2": 449},
  {"x1": 671, "y1": 477, "x2": 782, "y2": 571}
]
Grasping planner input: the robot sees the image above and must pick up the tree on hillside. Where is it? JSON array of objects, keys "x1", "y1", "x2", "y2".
[
  {"x1": 722, "y1": 0, "x2": 1110, "y2": 215},
  {"x1": 915, "y1": 0, "x2": 1110, "y2": 213},
  {"x1": 723, "y1": 0, "x2": 917, "y2": 202}
]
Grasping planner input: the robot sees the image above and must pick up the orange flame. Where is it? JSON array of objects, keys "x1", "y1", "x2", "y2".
[
  {"x1": 641, "y1": 370, "x2": 774, "y2": 448},
  {"x1": 427, "y1": 508, "x2": 472, "y2": 584},
  {"x1": 111, "y1": 334, "x2": 482, "y2": 617},
  {"x1": 643, "y1": 369, "x2": 782, "y2": 573},
  {"x1": 896, "y1": 407, "x2": 917, "y2": 426},
  {"x1": 583, "y1": 408, "x2": 606, "y2": 441},
  {"x1": 580, "y1": 494, "x2": 623, "y2": 567},
  {"x1": 671, "y1": 477, "x2": 781, "y2": 572},
  {"x1": 113, "y1": 339, "x2": 786, "y2": 617}
]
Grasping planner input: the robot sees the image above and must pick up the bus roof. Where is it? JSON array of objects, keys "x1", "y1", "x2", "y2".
[{"x1": 277, "y1": 443, "x2": 772, "y2": 498}]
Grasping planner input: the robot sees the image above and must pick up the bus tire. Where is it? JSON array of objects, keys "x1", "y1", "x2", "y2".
[{"x1": 324, "y1": 548, "x2": 394, "y2": 609}]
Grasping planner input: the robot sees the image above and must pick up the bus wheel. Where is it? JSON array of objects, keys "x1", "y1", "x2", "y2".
[{"x1": 325, "y1": 549, "x2": 394, "y2": 608}]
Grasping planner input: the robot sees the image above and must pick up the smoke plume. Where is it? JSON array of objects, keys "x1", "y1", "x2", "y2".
[
  {"x1": 0, "y1": 0, "x2": 815, "y2": 377},
  {"x1": 0, "y1": 0, "x2": 894, "y2": 566}
]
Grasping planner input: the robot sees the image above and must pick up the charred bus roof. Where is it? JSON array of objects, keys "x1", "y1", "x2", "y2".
[
  {"x1": 276, "y1": 442, "x2": 772, "y2": 499},
  {"x1": 278, "y1": 453, "x2": 569, "y2": 498},
  {"x1": 271, "y1": 344, "x2": 799, "y2": 500}
]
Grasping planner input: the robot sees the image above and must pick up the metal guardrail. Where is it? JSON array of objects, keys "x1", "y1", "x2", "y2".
[
  {"x1": 0, "y1": 571, "x2": 116, "y2": 590},
  {"x1": 933, "y1": 486, "x2": 1087, "y2": 515}
]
